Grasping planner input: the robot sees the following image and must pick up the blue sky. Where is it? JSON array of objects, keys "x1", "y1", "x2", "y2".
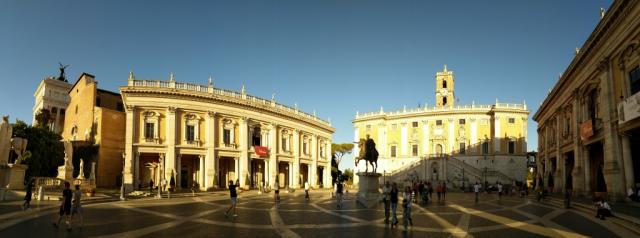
[{"x1": 0, "y1": 0, "x2": 612, "y2": 170}]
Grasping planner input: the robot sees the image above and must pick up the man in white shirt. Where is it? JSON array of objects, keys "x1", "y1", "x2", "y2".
[
  {"x1": 304, "y1": 181, "x2": 310, "y2": 200},
  {"x1": 473, "y1": 182, "x2": 481, "y2": 203},
  {"x1": 497, "y1": 182, "x2": 503, "y2": 200}
]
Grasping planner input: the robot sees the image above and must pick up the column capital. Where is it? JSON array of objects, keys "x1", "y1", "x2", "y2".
[
  {"x1": 167, "y1": 106, "x2": 177, "y2": 114},
  {"x1": 207, "y1": 111, "x2": 216, "y2": 118},
  {"x1": 597, "y1": 57, "x2": 610, "y2": 72},
  {"x1": 470, "y1": 118, "x2": 477, "y2": 122},
  {"x1": 125, "y1": 105, "x2": 135, "y2": 112}
]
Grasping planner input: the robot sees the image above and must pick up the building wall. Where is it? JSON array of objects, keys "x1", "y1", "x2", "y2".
[
  {"x1": 534, "y1": 0, "x2": 640, "y2": 201},
  {"x1": 33, "y1": 78, "x2": 72, "y2": 133},
  {"x1": 63, "y1": 74, "x2": 97, "y2": 141},
  {"x1": 95, "y1": 107, "x2": 125, "y2": 187}
]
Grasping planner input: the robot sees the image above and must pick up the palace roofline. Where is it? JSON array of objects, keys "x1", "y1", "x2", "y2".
[
  {"x1": 354, "y1": 102, "x2": 528, "y2": 122},
  {"x1": 120, "y1": 77, "x2": 335, "y2": 133}
]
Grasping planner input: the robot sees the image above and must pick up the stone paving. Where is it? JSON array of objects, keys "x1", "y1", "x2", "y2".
[{"x1": 0, "y1": 190, "x2": 637, "y2": 238}]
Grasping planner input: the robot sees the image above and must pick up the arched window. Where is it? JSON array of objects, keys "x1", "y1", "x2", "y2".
[
  {"x1": 443, "y1": 80, "x2": 447, "y2": 88},
  {"x1": 443, "y1": 97, "x2": 448, "y2": 106}
]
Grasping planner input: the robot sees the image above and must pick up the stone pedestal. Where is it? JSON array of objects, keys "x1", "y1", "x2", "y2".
[
  {"x1": 57, "y1": 164, "x2": 74, "y2": 182},
  {"x1": 6, "y1": 164, "x2": 27, "y2": 190},
  {"x1": 356, "y1": 172, "x2": 382, "y2": 208}
]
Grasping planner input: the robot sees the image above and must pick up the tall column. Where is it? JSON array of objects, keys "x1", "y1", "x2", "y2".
[
  {"x1": 176, "y1": 154, "x2": 182, "y2": 189},
  {"x1": 292, "y1": 129, "x2": 300, "y2": 188},
  {"x1": 54, "y1": 107, "x2": 61, "y2": 133},
  {"x1": 269, "y1": 123, "x2": 278, "y2": 188},
  {"x1": 470, "y1": 119, "x2": 477, "y2": 153},
  {"x1": 621, "y1": 135, "x2": 635, "y2": 193},
  {"x1": 423, "y1": 120, "x2": 430, "y2": 156},
  {"x1": 123, "y1": 105, "x2": 136, "y2": 192},
  {"x1": 448, "y1": 119, "x2": 455, "y2": 153},
  {"x1": 165, "y1": 107, "x2": 178, "y2": 185},
  {"x1": 205, "y1": 111, "x2": 217, "y2": 190},
  {"x1": 324, "y1": 163, "x2": 331, "y2": 188},
  {"x1": 572, "y1": 91, "x2": 585, "y2": 195},
  {"x1": 199, "y1": 155, "x2": 205, "y2": 190},
  {"x1": 556, "y1": 111, "x2": 563, "y2": 194},
  {"x1": 239, "y1": 117, "x2": 249, "y2": 189},
  {"x1": 584, "y1": 147, "x2": 591, "y2": 194},
  {"x1": 599, "y1": 58, "x2": 626, "y2": 200},
  {"x1": 494, "y1": 116, "x2": 501, "y2": 153},
  {"x1": 401, "y1": 123, "x2": 408, "y2": 155},
  {"x1": 289, "y1": 161, "x2": 294, "y2": 187},
  {"x1": 264, "y1": 158, "x2": 269, "y2": 188},
  {"x1": 311, "y1": 134, "x2": 318, "y2": 187},
  {"x1": 134, "y1": 152, "x2": 140, "y2": 189}
]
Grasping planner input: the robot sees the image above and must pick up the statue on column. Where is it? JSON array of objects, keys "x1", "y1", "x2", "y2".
[
  {"x1": 76, "y1": 159, "x2": 85, "y2": 179},
  {"x1": 0, "y1": 116, "x2": 12, "y2": 167}
]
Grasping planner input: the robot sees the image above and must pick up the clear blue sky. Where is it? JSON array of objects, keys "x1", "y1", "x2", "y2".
[{"x1": 0, "y1": 0, "x2": 612, "y2": 170}]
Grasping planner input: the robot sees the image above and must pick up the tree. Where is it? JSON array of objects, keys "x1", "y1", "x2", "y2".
[
  {"x1": 342, "y1": 169, "x2": 354, "y2": 185},
  {"x1": 34, "y1": 108, "x2": 52, "y2": 129},
  {"x1": 331, "y1": 154, "x2": 342, "y2": 185},
  {"x1": 11, "y1": 120, "x2": 65, "y2": 181},
  {"x1": 331, "y1": 143, "x2": 354, "y2": 167}
]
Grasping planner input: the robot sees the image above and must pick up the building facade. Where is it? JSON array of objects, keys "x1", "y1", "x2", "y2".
[
  {"x1": 120, "y1": 73, "x2": 334, "y2": 192},
  {"x1": 534, "y1": 0, "x2": 640, "y2": 201},
  {"x1": 353, "y1": 67, "x2": 529, "y2": 187},
  {"x1": 61, "y1": 73, "x2": 126, "y2": 187},
  {"x1": 32, "y1": 77, "x2": 72, "y2": 133}
]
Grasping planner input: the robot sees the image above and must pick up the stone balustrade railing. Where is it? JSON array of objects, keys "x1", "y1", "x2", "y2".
[
  {"x1": 355, "y1": 103, "x2": 527, "y2": 119},
  {"x1": 128, "y1": 79, "x2": 331, "y2": 127}
]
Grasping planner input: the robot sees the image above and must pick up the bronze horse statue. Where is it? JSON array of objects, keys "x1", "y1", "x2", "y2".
[{"x1": 355, "y1": 137, "x2": 379, "y2": 173}]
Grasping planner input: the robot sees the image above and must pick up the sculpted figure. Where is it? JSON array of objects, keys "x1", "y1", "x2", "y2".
[{"x1": 0, "y1": 116, "x2": 12, "y2": 166}]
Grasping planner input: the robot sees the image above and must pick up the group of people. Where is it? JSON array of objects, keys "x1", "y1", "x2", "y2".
[
  {"x1": 52, "y1": 181, "x2": 83, "y2": 231},
  {"x1": 381, "y1": 181, "x2": 415, "y2": 229}
]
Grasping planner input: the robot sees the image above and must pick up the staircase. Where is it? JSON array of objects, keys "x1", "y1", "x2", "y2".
[{"x1": 447, "y1": 157, "x2": 515, "y2": 184}]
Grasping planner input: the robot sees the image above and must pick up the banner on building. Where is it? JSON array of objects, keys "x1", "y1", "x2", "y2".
[
  {"x1": 254, "y1": 146, "x2": 268, "y2": 157},
  {"x1": 580, "y1": 120, "x2": 594, "y2": 140}
]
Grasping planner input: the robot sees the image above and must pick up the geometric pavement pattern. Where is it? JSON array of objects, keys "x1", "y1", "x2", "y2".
[{"x1": 0, "y1": 190, "x2": 636, "y2": 238}]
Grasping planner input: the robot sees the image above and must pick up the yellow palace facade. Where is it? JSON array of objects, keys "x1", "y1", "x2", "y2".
[
  {"x1": 120, "y1": 73, "x2": 334, "y2": 191},
  {"x1": 353, "y1": 67, "x2": 529, "y2": 187}
]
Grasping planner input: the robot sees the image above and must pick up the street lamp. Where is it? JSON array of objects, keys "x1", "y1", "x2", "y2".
[{"x1": 120, "y1": 153, "x2": 126, "y2": 201}]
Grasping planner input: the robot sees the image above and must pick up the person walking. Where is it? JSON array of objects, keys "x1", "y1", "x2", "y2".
[
  {"x1": 473, "y1": 182, "x2": 480, "y2": 203},
  {"x1": 304, "y1": 181, "x2": 310, "y2": 200},
  {"x1": 390, "y1": 182, "x2": 399, "y2": 228},
  {"x1": 22, "y1": 179, "x2": 34, "y2": 210},
  {"x1": 383, "y1": 181, "x2": 391, "y2": 224},
  {"x1": 71, "y1": 185, "x2": 83, "y2": 229},
  {"x1": 436, "y1": 182, "x2": 442, "y2": 203},
  {"x1": 403, "y1": 186, "x2": 413, "y2": 229},
  {"x1": 497, "y1": 182, "x2": 503, "y2": 201},
  {"x1": 53, "y1": 181, "x2": 73, "y2": 231},
  {"x1": 225, "y1": 180, "x2": 238, "y2": 217},
  {"x1": 336, "y1": 181, "x2": 344, "y2": 208},
  {"x1": 442, "y1": 182, "x2": 447, "y2": 202},
  {"x1": 274, "y1": 181, "x2": 280, "y2": 206}
]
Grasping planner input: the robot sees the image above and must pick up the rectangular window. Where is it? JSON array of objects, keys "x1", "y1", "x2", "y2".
[
  {"x1": 436, "y1": 120, "x2": 442, "y2": 126},
  {"x1": 303, "y1": 142, "x2": 308, "y2": 155},
  {"x1": 459, "y1": 119, "x2": 466, "y2": 125},
  {"x1": 630, "y1": 67, "x2": 640, "y2": 95},
  {"x1": 460, "y1": 143, "x2": 466, "y2": 154},
  {"x1": 509, "y1": 141, "x2": 515, "y2": 154},
  {"x1": 144, "y1": 122, "x2": 154, "y2": 139},
  {"x1": 412, "y1": 144, "x2": 418, "y2": 156},
  {"x1": 223, "y1": 129, "x2": 231, "y2": 145},
  {"x1": 186, "y1": 125, "x2": 195, "y2": 141},
  {"x1": 281, "y1": 138, "x2": 287, "y2": 151},
  {"x1": 482, "y1": 142, "x2": 489, "y2": 154},
  {"x1": 390, "y1": 146, "x2": 397, "y2": 157},
  {"x1": 412, "y1": 121, "x2": 419, "y2": 128},
  {"x1": 508, "y1": 118, "x2": 515, "y2": 124}
]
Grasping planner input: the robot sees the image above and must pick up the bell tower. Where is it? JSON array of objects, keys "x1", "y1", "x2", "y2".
[{"x1": 435, "y1": 65, "x2": 455, "y2": 109}]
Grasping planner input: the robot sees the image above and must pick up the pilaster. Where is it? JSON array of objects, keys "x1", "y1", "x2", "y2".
[
  {"x1": 239, "y1": 117, "x2": 249, "y2": 189},
  {"x1": 123, "y1": 105, "x2": 136, "y2": 192},
  {"x1": 269, "y1": 123, "x2": 278, "y2": 188},
  {"x1": 311, "y1": 134, "x2": 318, "y2": 187},
  {"x1": 205, "y1": 111, "x2": 217, "y2": 190},
  {"x1": 165, "y1": 106, "x2": 177, "y2": 182},
  {"x1": 292, "y1": 129, "x2": 300, "y2": 188}
]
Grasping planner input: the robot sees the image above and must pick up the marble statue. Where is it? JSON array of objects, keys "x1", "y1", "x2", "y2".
[
  {"x1": 63, "y1": 140, "x2": 73, "y2": 166},
  {"x1": 10, "y1": 138, "x2": 28, "y2": 164},
  {"x1": 77, "y1": 159, "x2": 85, "y2": 179},
  {"x1": 0, "y1": 116, "x2": 12, "y2": 166}
]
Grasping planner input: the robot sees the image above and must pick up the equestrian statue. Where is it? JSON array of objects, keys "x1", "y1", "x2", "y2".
[{"x1": 355, "y1": 135, "x2": 379, "y2": 173}]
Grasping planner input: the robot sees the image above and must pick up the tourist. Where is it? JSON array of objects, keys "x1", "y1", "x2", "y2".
[
  {"x1": 336, "y1": 181, "x2": 344, "y2": 208},
  {"x1": 390, "y1": 182, "x2": 399, "y2": 227},
  {"x1": 71, "y1": 184, "x2": 83, "y2": 229},
  {"x1": 53, "y1": 181, "x2": 73, "y2": 231},
  {"x1": 225, "y1": 180, "x2": 238, "y2": 217},
  {"x1": 382, "y1": 181, "x2": 391, "y2": 224},
  {"x1": 497, "y1": 182, "x2": 503, "y2": 200},
  {"x1": 442, "y1": 182, "x2": 447, "y2": 201},
  {"x1": 436, "y1": 182, "x2": 442, "y2": 203},
  {"x1": 628, "y1": 187, "x2": 636, "y2": 201},
  {"x1": 422, "y1": 182, "x2": 429, "y2": 203},
  {"x1": 274, "y1": 181, "x2": 280, "y2": 205},
  {"x1": 22, "y1": 179, "x2": 34, "y2": 210},
  {"x1": 473, "y1": 182, "x2": 480, "y2": 203},
  {"x1": 595, "y1": 198, "x2": 612, "y2": 220},
  {"x1": 304, "y1": 181, "x2": 310, "y2": 200},
  {"x1": 403, "y1": 186, "x2": 413, "y2": 228}
]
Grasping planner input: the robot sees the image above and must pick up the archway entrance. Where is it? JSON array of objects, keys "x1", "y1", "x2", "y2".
[
  {"x1": 565, "y1": 151, "x2": 574, "y2": 191},
  {"x1": 300, "y1": 163, "x2": 309, "y2": 186},
  {"x1": 251, "y1": 159, "x2": 265, "y2": 189}
]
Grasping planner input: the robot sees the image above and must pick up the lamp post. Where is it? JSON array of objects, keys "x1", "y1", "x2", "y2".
[{"x1": 120, "y1": 153, "x2": 126, "y2": 201}]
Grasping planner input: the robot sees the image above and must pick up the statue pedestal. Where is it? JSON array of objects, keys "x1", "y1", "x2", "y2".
[
  {"x1": 6, "y1": 164, "x2": 27, "y2": 190},
  {"x1": 356, "y1": 172, "x2": 382, "y2": 208},
  {"x1": 57, "y1": 164, "x2": 74, "y2": 182}
]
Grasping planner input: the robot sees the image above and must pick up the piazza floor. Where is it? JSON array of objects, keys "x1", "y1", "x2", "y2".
[{"x1": 0, "y1": 190, "x2": 636, "y2": 238}]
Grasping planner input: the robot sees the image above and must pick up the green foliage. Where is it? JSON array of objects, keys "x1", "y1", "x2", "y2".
[
  {"x1": 331, "y1": 154, "x2": 341, "y2": 185},
  {"x1": 331, "y1": 143, "x2": 354, "y2": 166},
  {"x1": 11, "y1": 120, "x2": 64, "y2": 181},
  {"x1": 34, "y1": 108, "x2": 52, "y2": 129},
  {"x1": 342, "y1": 169, "x2": 354, "y2": 185}
]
